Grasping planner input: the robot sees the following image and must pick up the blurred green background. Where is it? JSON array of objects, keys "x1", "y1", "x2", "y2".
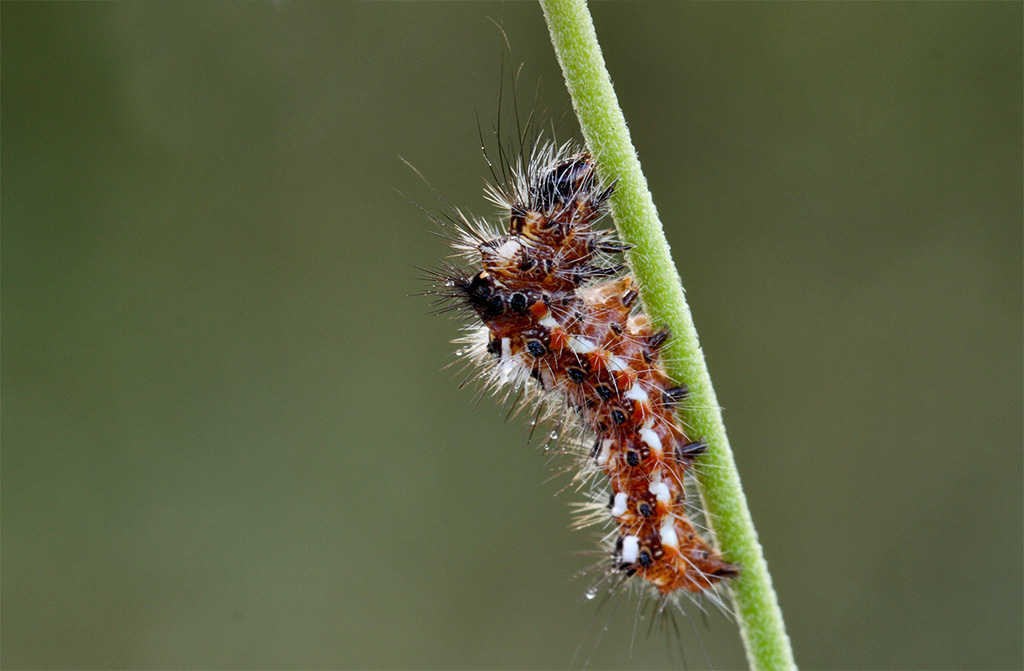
[{"x1": 3, "y1": 2, "x2": 1021, "y2": 669}]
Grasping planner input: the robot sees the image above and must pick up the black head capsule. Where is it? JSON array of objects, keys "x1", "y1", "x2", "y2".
[
  {"x1": 462, "y1": 271, "x2": 505, "y2": 319},
  {"x1": 462, "y1": 271, "x2": 491, "y2": 299}
]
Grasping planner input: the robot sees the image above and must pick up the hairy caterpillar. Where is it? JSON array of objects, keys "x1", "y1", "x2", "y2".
[{"x1": 421, "y1": 132, "x2": 738, "y2": 625}]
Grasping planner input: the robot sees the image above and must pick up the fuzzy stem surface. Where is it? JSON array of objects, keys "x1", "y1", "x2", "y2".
[{"x1": 538, "y1": 2, "x2": 797, "y2": 670}]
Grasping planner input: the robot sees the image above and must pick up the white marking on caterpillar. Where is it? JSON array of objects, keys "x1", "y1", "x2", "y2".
[
  {"x1": 621, "y1": 535, "x2": 640, "y2": 564},
  {"x1": 640, "y1": 427, "x2": 663, "y2": 455},
  {"x1": 493, "y1": 237, "x2": 522, "y2": 261},
  {"x1": 661, "y1": 519, "x2": 680, "y2": 549},
  {"x1": 538, "y1": 312, "x2": 559, "y2": 329},
  {"x1": 611, "y1": 492, "x2": 629, "y2": 517},
  {"x1": 606, "y1": 355, "x2": 629, "y2": 372},
  {"x1": 650, "y1": 480, "x2": 671, "y2": 503},
  {"x1": 568, "y1": 336, "x2": 597, "y2": 354},
  {"x1": 624, "y1": 383, "x2": 649, "y2": 402}
]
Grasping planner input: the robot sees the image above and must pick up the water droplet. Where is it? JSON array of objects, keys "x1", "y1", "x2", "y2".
[
  {"x1": 585, "y1": 587, "x2": 598, "y2": 600},
  {"x1": 549, "y1": 431, "x2": 559, "y2": 442}
]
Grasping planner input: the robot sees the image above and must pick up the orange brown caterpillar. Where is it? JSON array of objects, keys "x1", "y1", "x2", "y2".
[{"x1": 426, "y1": 141, "x2": 738, "y2": 601}]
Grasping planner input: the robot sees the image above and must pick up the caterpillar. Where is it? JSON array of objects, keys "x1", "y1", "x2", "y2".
[{"x1": 422, "y1": 136, "x2": 738, "y2": 616}]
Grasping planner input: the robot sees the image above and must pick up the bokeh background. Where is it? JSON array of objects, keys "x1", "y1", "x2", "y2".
[{"x1": 3, "y1": 2, "x2": 1021, "y2": 669}]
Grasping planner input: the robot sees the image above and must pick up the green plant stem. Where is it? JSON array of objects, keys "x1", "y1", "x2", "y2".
[{"x1": 538, "y1": 2, "x2": 797, "y2": 670}]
